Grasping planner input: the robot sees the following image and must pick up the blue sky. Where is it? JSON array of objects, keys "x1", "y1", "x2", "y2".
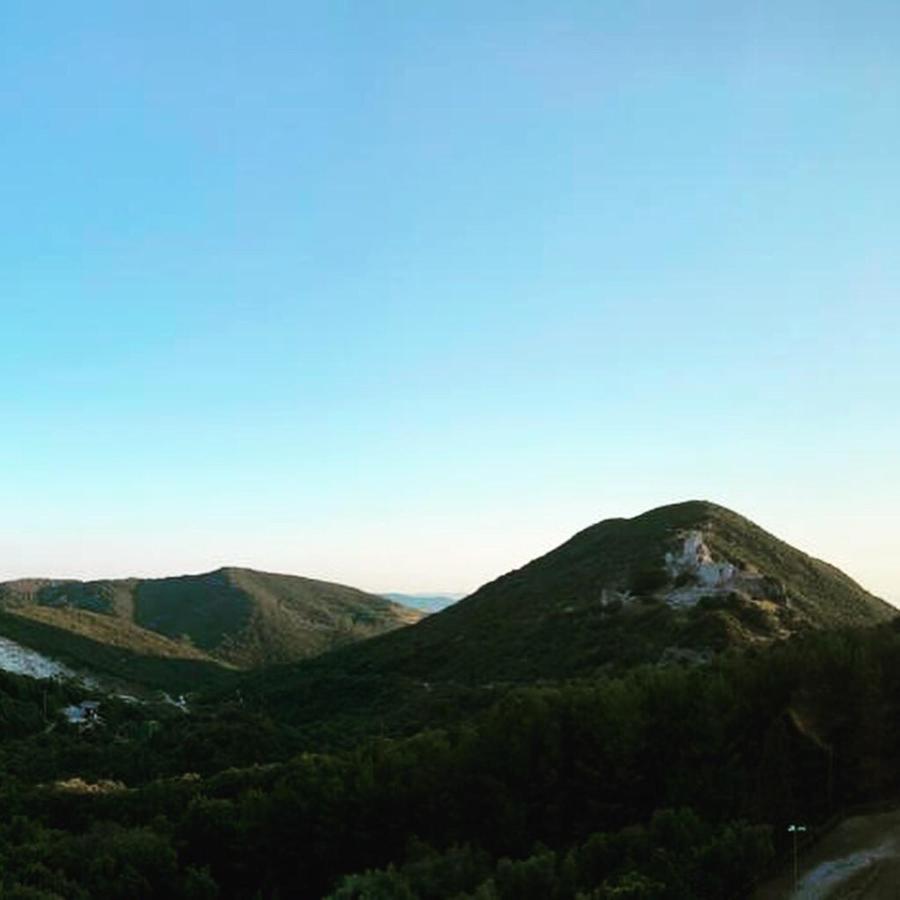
[{"x1": 2, "y1": 2, "x2": 898, "y2": 599}]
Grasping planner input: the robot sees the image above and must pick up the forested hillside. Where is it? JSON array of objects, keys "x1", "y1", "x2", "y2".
[
  {"x1": 0, "y1": 622, "x2": 900, "y2": 897},
  {"x1": 0, "y1": 568, "x2": 421, "y2": 688},
  {"x1": 231, "y1": 502, "x2": 894, "y2": 739}
]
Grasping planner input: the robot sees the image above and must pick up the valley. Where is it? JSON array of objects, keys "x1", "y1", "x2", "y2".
[{"x1": 381, "y1": 592, "x2": 463, "y2": 613}]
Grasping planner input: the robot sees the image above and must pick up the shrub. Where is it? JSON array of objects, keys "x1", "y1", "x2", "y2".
[{"x1": 630, "y1": 568, "x2": 669, "y2": 595}]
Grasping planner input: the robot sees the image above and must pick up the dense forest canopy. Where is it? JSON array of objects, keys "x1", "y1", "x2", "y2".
[{"x1": 1, "y1": 620, "x2": 900, "y2": 898}]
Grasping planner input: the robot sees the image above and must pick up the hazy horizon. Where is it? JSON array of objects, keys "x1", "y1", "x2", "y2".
[
  {"x1": 3, "y1": 3, "x2": 898, "y2": 603},
  {"x1": 1, "y1": 497, "x2": 896, "y2": 607}
]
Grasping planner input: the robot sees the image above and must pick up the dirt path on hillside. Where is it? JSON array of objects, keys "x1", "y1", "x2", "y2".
[{"x1": 752, "y1": 809, "x2": 900, "y2": 899}]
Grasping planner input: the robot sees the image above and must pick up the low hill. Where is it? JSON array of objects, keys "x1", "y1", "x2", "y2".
[
  {"x1": 0, "y1": 568, "x2": 422, "y2": 687},
  {"x1": 237, "y1": 501, "x2": 896, "y2": 735}
]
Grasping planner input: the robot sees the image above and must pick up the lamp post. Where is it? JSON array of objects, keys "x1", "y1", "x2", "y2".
[{"x1": 787, "y1": 824, "x2": 807, "y2": 890}]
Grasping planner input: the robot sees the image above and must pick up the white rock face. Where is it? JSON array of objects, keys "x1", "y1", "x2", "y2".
[
  {"x1": 0, "y1": 635, "x2": 76, "y2": 680},
  {"x1": 663, "y1": 531, "x2": 742, "y2": 608},
  {"x1": 665, "y1": 531, "x2": 736, "y2": 589},
  {"x1": 665, "y1": 585, "x2": 713, "y2": 609}
]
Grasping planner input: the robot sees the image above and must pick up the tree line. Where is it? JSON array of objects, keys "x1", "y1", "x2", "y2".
[{"x1": 1, "y1": 622, "x2": 900, "y2": 897}]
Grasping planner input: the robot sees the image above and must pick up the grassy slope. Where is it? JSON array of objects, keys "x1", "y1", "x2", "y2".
[
  {"x1": 0, "y1": 568, "x2": 422, "y2": 684},
  {"x1": 697, "y1": 504, "x2": 894, "y2": 628},
  {"x1": 0, "y1": 611, "x2": 234, "y2": 692},
  {"x1": 132, "y1": 567, "x2": 422, "y2": 666}
]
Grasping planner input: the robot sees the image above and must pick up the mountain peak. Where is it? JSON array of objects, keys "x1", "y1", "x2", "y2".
[
  {"x1": 325, "y1": 501, "x2": 895, "y2": 684},
  {"x1": 625, "y1": 498, "x2": 736, "y2": 527}
]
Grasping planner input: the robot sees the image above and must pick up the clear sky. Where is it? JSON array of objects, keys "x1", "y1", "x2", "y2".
[{"x1": 2, "y1": 2, "x2": 898, "y2": 601}]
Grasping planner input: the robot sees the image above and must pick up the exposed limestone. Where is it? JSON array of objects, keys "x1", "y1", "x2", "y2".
[
  {"x1": 662, "y1": 531, "x2": 785, "y2": 609},
  {"x1": 665, "y1": 531, "x2": 736, "y2": 589},
  {"x1": 0, "y1": 635, "x2": 75, "y2": 680}
]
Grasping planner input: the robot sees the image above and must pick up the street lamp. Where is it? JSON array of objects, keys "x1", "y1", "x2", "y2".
[{"x1": 787, "y1": 824, "x2": 807, "y2": 890}]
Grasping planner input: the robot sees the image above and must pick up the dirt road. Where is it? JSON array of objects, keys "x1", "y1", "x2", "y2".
[{"x1": 752, "y1": 809, "x2": 900, "y2": 899}]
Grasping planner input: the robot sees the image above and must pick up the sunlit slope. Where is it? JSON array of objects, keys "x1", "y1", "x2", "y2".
[{"x1": 0, "y1": 567, "x2": 422, "y2": 677}]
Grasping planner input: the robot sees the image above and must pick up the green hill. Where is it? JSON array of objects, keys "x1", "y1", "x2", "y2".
[
  {"x1": 0, "y1": 567, "x2": 422, "y2": 688},
  {"x1": 237, "y1": 501, "x2": 896, "y2": 735},
  {"x1": 371, "y1": 498, "x2": 895, "y2": 680}
]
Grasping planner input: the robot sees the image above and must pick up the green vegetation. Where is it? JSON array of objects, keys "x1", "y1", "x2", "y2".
[
  {"x1": 228, "y1": 502, "x2": 894, "y2": 731},
  {"x1": 1, "y1": 502, "x2": 887, "y2": 698},
  {"x1": 2, "y1": 624, "x2": 900, "y2": 897},
  {"x1": 0, "y1": 611, "x2": 235, "y2": 693},
  {"x1": 0, "y1": 568, "x2": 422, "y2": 689},
  {"x1": 690, "y1": 502, "x2": 892, "y2": 627},
  {"x1": 0, "y1": 502, "x2": 895, "y2": 897}
]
